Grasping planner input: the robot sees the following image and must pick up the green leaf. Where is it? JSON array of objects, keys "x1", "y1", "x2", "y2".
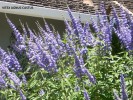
[
  {"x1": 61, "y1": 79, "x2": 64, "y2": 90},
  {"x1": 29, "y1": 80, "x2": 38, "y2": 88},
  {"x1": 64, "y1": 78, "x2": 72, "y2": 88}
]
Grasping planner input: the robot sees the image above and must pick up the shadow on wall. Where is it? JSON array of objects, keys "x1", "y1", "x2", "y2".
[{"x1": 0, "y1": 12, "x2": 66, "y2": 50}]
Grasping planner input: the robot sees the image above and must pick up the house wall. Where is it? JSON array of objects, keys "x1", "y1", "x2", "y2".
[{"x1": 0, "y1": 12, "x2": 66, "y2": 50}]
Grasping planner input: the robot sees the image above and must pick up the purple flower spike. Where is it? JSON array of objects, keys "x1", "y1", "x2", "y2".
[
  {"x1": 22, "y1": 75, "x2": 27, "y2": 85},
  {"x1": 7, "y1": 18, "x2": 24, "y2": 43},
  {"x1": 120, "y1": 6, "x2": 128, "y2": 26},
  {"x1": 7, "y1": 72, "x2": 21, "y2": 86},
  {"x1": 0, "y1": 75, "x2": 7, "y2": 88},
  {"x1": 75, "y1": 85, "x2": 80, "y2": 92},
  {"x1": 91, "y1": 14, "x2": 100, "y2": 33},
  {"x1": 85, "y1": 69, "x2": 96, "y2": 84},
  {"x1": 120, "y1": 74, "x2": 128, "y2": 100},
  {"x1": 113, "y1": 89, "x2": 121, "y2": 100},
  {"x1": 19, "y1": 89, "x2": 26, "y2": 100},
  {"x1": 64, "y1": 19, "x2": 72, "y2": 36},
  {"x1": 44, "y1": 21, "x2": 52, "y2": 33},
  {"x1": 112, "y1": 6, "x2": 132, "y2": 51},
  {"x1": 83, "y1": 89, "x2": 90, "y2": 100},
  {"x1": 130, "y1": 20, "x2": 133, "y2": 50},
  {"x1": 0, "y1": 48, "x2": 21, "y2": 71},
  {"x1": 9, "y1": 53, "x2": 22, "y2": 71},
  {"x1": 6, "y1": 17, "x2": 26, "y2": 53},
  {"x1": 112, "y1": 6, "x2": 120, "y2": 30},
  {"x1": 99, "y1": 1, "x2": 108, "y2": 23},
  {"x1": 67, "y1": 8, "x2": 80, "y2": 36},
  {"x1": 39, "y1": 89, "x2": 45, "y2": 96},
  {"x1": 27, "y1": 26, "x2": 36, "y2": 40}
]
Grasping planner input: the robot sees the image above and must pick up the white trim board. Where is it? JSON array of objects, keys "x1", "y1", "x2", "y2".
[{"x1": 0, "y1": 1, "x2": 98, "y2": 22}]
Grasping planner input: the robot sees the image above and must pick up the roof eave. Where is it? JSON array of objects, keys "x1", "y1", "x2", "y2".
[{"x1": 0, "y1": 1, "x2": 98, "y2": 22}]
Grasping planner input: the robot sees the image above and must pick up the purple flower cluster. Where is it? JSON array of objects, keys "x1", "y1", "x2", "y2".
[
  {"x1": 0, "y1": 48, "x2": 21, "y2": 71},
  {"x1": 0, "y1": 48, "x2": 26, "y2": 100},
  {"x1": 39, "y1": 89, "x2": 45, "y2": 96},
  {"x1": 73, "y1": 54, "x2": 96, "y2": 84},
  {"x1": 92, "y1": 2, "x2": 113, "y2": 52},
  {"x1": 6, "y1": 3, "x2": 133, "y2": 77},
  {"x1": 0, "y1": 75, "x2": 7, "y2": 88},
  {"x1": 83, "y1": 89, "x2": 90, "y2": 100},
  {"x1": 113, "y1": 89, "x2": 121, "y2": 100},
  {"x1": 67, "y1": 8, "x2": 96, "y2": 48},
  {"x1": 5, "y1": 2, "x2": 133, "y2": 100},
  {"x1": 112, "y1": 6, "x2": 133, "y2": 51},
  {"x1": 19, "y1": 89, "x2": 27, "y2": 100},
  {"x1": 22, "y1": 74, "x2": 27, "y2": 85},
  {"x1": 113, "y1": 74, "x2": 128, "y2": 100},
  {"x1": 6, "y1": 17, "x2": 26, "y2": 53},
  {"x1": 0, "y1": 50, "x2": 21, "y2": 86},
  {"x1": 120, "y1": 74, "x2": 128, "y2": 100},
  {"x1": 63, "y1": 22, "x2": 96, "y2": 83},
  {"x1": 91, "y1": 2, "x2": 133, "y2": 52},
  {"x1": 25, "y1": 22, "x2": 66, "y2": 73}
]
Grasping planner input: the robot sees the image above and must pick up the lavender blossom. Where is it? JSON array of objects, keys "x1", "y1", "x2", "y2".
[
  {"x1": 0, "y1": 47, "x2": 8, "y2": 61},
  {"x1": 6, "y1": 17, "x2": 26, "y2": 53},
  {"x1": 80, "y1": 47, "x2": 88, "y2": 55},
  {"x1": 0, "y1": 62, "x2": 21, "y2": 87},
  {"x1": 84, "y1": 69, "x2": 96, "y2": 84},
  {"x1": 74, "y1": 67, "x2": 96, "y2": 84},
  {"x1": 8, "y1": 52, "x2": 21, "y2": 71},
  {"x1": 56, "y1": 33, "x2": 65, "y2": 48},
  {"x1": 120, "y1": 74, "x2": 128, "y2": 100},
  {"x1": 0, "y1": 64, "x2": 9, "y2": 74},
  {"x1": 74, "y1": 55, "x2": 81, "y2": 68},
  {"x1": 73, "y1": 67, "x2": 85, "y2": 78},
  {"x1": 26, "y1": 33, "x2": 58, "y2": 73},
  {"x1": 113, "y1": 7, "x2": 132, "y2": 51},
  {"x1": 67, "y1": 8, "x2": 79, "y2": 36},
  {"x1": 0, "y1": 48, "x2": 21, "y2": 71},
  {"x1": 64, "y1": 19, "x2": 72, "y2": 36},
  {"x1": 19, "y1": 89, "x2": 26, "y2": 100},
  {"x1": 84, "y1": 22, "x2": 96, "y2": 47},
  {"x1": 113, "y1": 89, "x2": 121, "y2": 100},
  {"x1": 26, "y1": 41, "x2": 38, "y2": 63},
  {"x1": 22, "y1": 75, "x2": 27, "y2": 85},
  {"x1": 75, "y1": 85, "x2": 80, "y2": 92},
  {"x1": 130, "y1": 20, "x2": 133, "y2": 50},
  {"x1": 114, "y1": 24, "x2": 132, "y2": 51},
  {"x1": 0, "y1": 75, "x2": 7, "y2": 88},
  {"x1": 20, "y1": 22, "x2": 28, "y2": 41},
  {"x1": 102, "y1": 24, "x2": 112, "y2": 52},
  {"x1": 96, "y1": 5, "x2": 112, "y2": 52},
  {"x1": 91, "y1": 14, "x2": 100, "y2": 33},
  {"x1": 12, "y1": 44, "x2": 26, "y2": 54},
  {"x1": 44, "y1": 21, "x2": 52, "y2": 34},
  {"x1": 8, "y1": 84, "x2": 16, "y2": 90},
  {"x1": 67, "y1": 9, "x2": 87, "y2": 47},
  {"x1": 120, "y1": 6, "x2": 128, "y2": 26},
  {"x1": 7, "y1": 72, "x2": 21, "y2": 86},
  {"x1": 83, "y1": 89, "x2": 90, "y2": 100},
  {"x1": 84, "y1": 22, "x2": 90, "y2": 35},
  {"x1": 112, "y1": 6, "x2": 120, "y2": 30},
  {"x1": 39, "y1": 89, "x2": 45, "y2": 96},
  {"x1": 99, "y1": 1, "x2": 108, "y2": 23},
  {"x1": 120, "y1": 26, "x2": 132, "y2": 50},
  {"x1": 27, "y1": 25, "x2": 36, "y2": 40},
  {"x1": 6, "y1": 17, "x2": 24, "y2": 43},
  {"x1": 73, "y1": 55, "x2": 96, "y2": 84}
]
